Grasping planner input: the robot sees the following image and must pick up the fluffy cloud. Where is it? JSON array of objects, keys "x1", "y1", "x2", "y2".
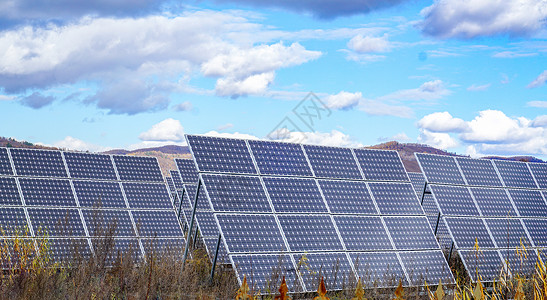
[
  {"x1": 460, "y1": 110, "x2": 541, "y2": 143},
  {"x1": 203, "y1": 131, "x2": 260, "y2": 140},
  {"x1": 418, "y1": 129, "x2": 459, "y2": 149},
  {"x1": 417, "y1": 112, "x2": 468, "y2": 132},
  {"x1": 268, "y1": 128, "x2": 363, "y2": 147},
  {"x1": 19, "y1": 92, "x2": 55, "y2": 109},
  {"x1": 528, "y1": 101, "x2": 547, "y2": 108},
  {"x1": 0, "y1": 12, "x2": 321, "y2": 112},
  {"x1": 323, "y1": 91, "x2": 361, "y2": 110},
  {"x1": 347, "y1": 35, "x2": 391, "y2": 53},
  {"x1": 50, "y1": 136, "x2": 109, "y2": 152},
  {"x1": 527, "y1": 70, "x2": 547, "y2": 88},
  {"x1": 173, "y1": 101, "x2": 193, "y2": 112},
  {"x1": 138, "y1": 118, "x2": 185, "y2": 142},
  {"x1": 420, "y1": 0, "x2": 547, "y2": 39}
]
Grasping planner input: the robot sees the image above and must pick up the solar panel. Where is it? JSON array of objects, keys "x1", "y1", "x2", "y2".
[
  {"x1": 333, "y1": 216, "x2": 392, "y2": 251},
  {"x1": 470, "y1": 188, "x2": 516, "y2": 217},
  {"x1": 19, "y1": 178, "x2": 76, "y2": 207},
  {"x1": 368, "y1": 182, "x2": 423, "y2": 215},
  {"x1": 353, "y1": 149, "x2": 408, "y2": 181},
  {"x1": 195, "y1": 211, "x2": 220, "y2": 237},
  {"x1": 165, "y1": 177, "x2": 176, "y2": 193},
  {"x1": 248, "y1": 140, "x2": 312, "y2": 176},
  {"x1": 122, "y1": 182, "x2": 172, "y2": 209},
  {"x1": 485, "y1": 218, "x2": 530, "y2": 248},
  {"x1": 493, "y1": 160, "x2": 537, "y2": 189},
  {"x1": 296, "y1": 252, "x2": 354, "y2": 291},
  {"x1": 28, "y1": 208, "x2": 85, "y2": 237},
  {"x1": 429, "y1": 185, "x2": 479, "y2": 216},
  {"x1": 11, "y1": 148, "x2": 67, "y2": 177},
  {"x1": 202, "y1": 237, "x2": 228, "y2": 262},
  {"x1": 92, "y1": 238, "x2": 141, "y2": 264},
  {"x1": 443, "y1": 218, "x2": 494, "y2": 249},
  {"x1": 459, "y1": 250, "x2": 504, "y2": 282},
  {"x1": 407, "y1": 172, "x2": 428, "y2": 199},
  {"x1": 415, "y1": 153, "x2": 465, "y2": 185},
  {"x1": 263, "y1": 177, "x2": 328, "y2": 213},
  {"x1": 0, "y1": 207, "x2": 28, "y2": 236},
  {"x1": 507, "y1": 189, "x2": 547, "y2": 217},
  {"x1": 399, "y1": 250, "x2": 454, "y2": 285},
  {"x1": 175, "y1": 159, "x2": 199, "y2": 184},
  {"x1": 303, "y1": 145, "x2": 362, "y2": 180},
  {"x1": 456, "y1": 157, "x2": 502, "y2": 187},
  {"x1": 0, "y1": 148, "x2": 13, "y2": 175},
  {"x1": 421, "y1": 194, "x2": 439, "y2": 215},
  {"x1": 132, "y1": 210, "x2": 183, "y2": 237},
  {"x1": 113, "y1": 155, "x2": 164, "y2": 182},
  {"x1": 318, "y1": 180, "x2": 377, "y2": 214},
  {"x1": 230, "y1": 254, "x2": 302, "y2": 293},
  {"x1": 278, "y1": 215, "x2": 344, "y2": 252},
  {"x1": 64, "y1": 152, "x2": 117, "y2": 180},
  {"x1": 201, "y1": 174, "x2": 270, "y2": 213},
  {"x1": 383, "y1": 216, "x2": 438, "y2": 250},
  {"x1": 521, "y1": 219, "x2": 547, "y2": 247},
  {"x1": 0, "y1": 177, "x2": 22, "y2": 206},
  {"x1": 47, "y1": 238, "x2": 92, "y2": 264},
  {"x1": 350, "y1": 252, "x2": 406, "y2": 287},
  {"x1": 528, "y1": 162, "x2": 547, "y2": 189},
  {"x1": 142, "y1": 238, "x2": 185, "y2": 255},
  {"x1": 169, "y1": 170, "x2": 184, "y2": 190},
  {"x1": 82, "y1": 209, "x2": 136, "y2": 237},
  {"x1": 216, "y1": 214, "x2": 286, "y2": 253},
  {"x1": 73, "y1": 181, "x2": 126, "y2": 208},
  {"x1": 500, "y1": 249, "x2": 537, "y2": 276},
  {"x1": 186, "y1": 135, "x2": 257, "y2": 174}
]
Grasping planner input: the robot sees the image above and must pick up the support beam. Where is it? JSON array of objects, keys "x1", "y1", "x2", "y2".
[
  {"x1": 182, "y1": 180, "x2": 201, "y2": 268},
  {"x1": 447, "y1": 242, "x2": 455, "y2": 263},
  {"x1": 210, "y1": 233, "x2": 222, "y2": 283},
  {"x1": 434, "y1": 212, "x2": 441, "y2": 235}
]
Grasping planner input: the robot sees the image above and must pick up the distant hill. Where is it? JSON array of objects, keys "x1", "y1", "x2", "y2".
[{"x1": 1, "y1": 136, "x2": 544, "y2": 175}]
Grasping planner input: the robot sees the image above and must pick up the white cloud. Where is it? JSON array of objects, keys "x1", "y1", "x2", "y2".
[
  {"x1": 379, "y1": 80, "x2": 451, "y2": 102},
  {"x1": 460, "y1": 110, "x2": 541, "y2": 143},
  {"x1": 378, "y1": 132, "x2": 411, "y2": 142},
  {"x1": 203, "y1": 131, "x2": 260, "y2": 140},
  {"x1": 492, "y1": 51, "x2": 538, "y2": 58},
  {"x1": 138, "y1": 118, "x2": 185, "y2": 142},
  {"x1": 420, "y1": 0, "x2": 547, "y2": 39},
  {"x1": 50, "y1": 136, "x2": 110, "y2": 152},
  {"x1": 268, "y1": 128, "x2": 363, "y2": 147},
  {"x1": 528, "y1": 101, "x2": 547, "y2": 108},
  {"x1": 417, "y1": 112, "x2": 468, "y2": 132},
  {"x1": 0, "y1": 95, "x2": 15, "y2": 101},
  {"x1": 418, "y1": 129, "x2": 459, "y2": 149},
  {"x1": 323, "y1": 91, "x2": 361, "y2": 110},
  {"x1": 173, "y1": 101, "x2": 193, "y2": 112},
  {"x1": 467, "y1": 83, "x2": 491, "y2": 91},
  {"x1": 527, "y1": 70, "x2": 547, "y2": 88},
  {"x1": 347, "y1": 35, "x2": 391, "y2": 53}
]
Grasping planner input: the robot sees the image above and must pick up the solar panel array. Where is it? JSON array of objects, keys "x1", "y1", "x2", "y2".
[
  {"x1": 416, "y1": 153, "x2": 547, "y2": 282},
  {"x1": 0, "y1": 147, "x2": 184, "y2": 264},
  {"x1": 185, "y1": 135, "x2": 453, "y2": 292}
]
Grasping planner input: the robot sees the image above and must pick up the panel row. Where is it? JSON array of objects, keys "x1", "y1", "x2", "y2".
[
  {"x1": 186, "y1": 135, "x2": 409, "y2": 181},
  {"x1": 416, "y1": 153, "x2": 547, "y2": 189},
  {"x1": 0, "y1": 147, "x2": 164, "y2": 182},
  {"x1": 230, "y1": 250, "x2": 454, "y2": 293}
]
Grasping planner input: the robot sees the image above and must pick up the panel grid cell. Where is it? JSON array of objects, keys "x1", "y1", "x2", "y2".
[
  {"x1": 470, "y1": 188, "x2": 516, "y2": 217},
  {"x1": 528, "y1": 162, "x2": 547, "y2": 189},
  {"x1": 399, "y1": 250, "x2": 454, "y2": 285},
  {"x1": 521, "y1": 219, "x2": 547, "y2": 247},
  {"x1": 175, "y1": 158, "x2": 199, "y2": 184},
  {"x1": 0, "y1": 207, "x2": 29, "y2": 236},
  {"x1": 278, "y1": 215, "x2": 343, "y2": 252},
  {"x1": 19, "y1": 178, "x2": 76, "y2": 207},
  {"x1": 383, "y1": 217, "x2": 439, "y2": 250},
  {"x1": 122, "y1": 182, "x2": 172, "y2": 209},
  {"x1": 456, "y1": 157, "x2": 502, "y2": 187},
  {"x1": 165, "y1": 177, "x2": 176, "y2": 193},
  {"x1": 0, "y1": 148, "x2": 13, "y2": 175},
  {"x1": 444, "y1": 218, "x2": 495, "y2": 249},
  {"x1": 485, "y1": 218, "x2": 530, "y2": 249},
  {"x1": 318, "y1": 180, "x2": 377, "y2": 214},
  {"x1": 113, "y1": 155, "x2": 164, "y2": 182},
  {"x1": 415, "y1": 153, "x2": 465, "y2": 185},
  {"x1": 64, "y1": 152, "x2": 117, "y2": 180},
  {"x1": 201, "y1": 174, "x2": 271, "y2": 213},
  {"x1": 508, "y1": 189, "x2": 547, "y2": 217},
  {"x1": 248, "y1": 140, "x2": 312, "y2": 176},
  {"x1": 216, "y1": 214, "x2": 286, "y2": 253},
  {"x1": 429, "y1": 185, "x2": 479, "y2": 216},
  {"x1": 169, "y1": 170, "x2": 184, "y2": 190},
  {"x1": 47, "y1": 238, "x2": 92, "y2": 264},
  {"x1": 459, "y1": 250, "x2": 503, "y2": 282},
  {"x1": 132, "y1": 210, "x2": 183, "y2": 237},
  {"x1": 368, "y1": 182, "x2": 423, "y2": 215},
  {"x1": 263, "y1": 177, "x2": 328, "y2": 213},
  {"x1": 351, "y1": 252, "x2": 407, "y2": 287},
  {"x1": 11, "y1": 148, "x2": 67, "y2": 178},
  {"x1": 28, "y1": 208, "x2": 85, "y2": 237},
  {"x1": 0, "y1": 177, "x2": 22, "y2": 206},
  {"x1": 493, "y1": 160, "x2": 537, "y2": 189},
  {"x1": 303, "y1": 145, "x2": 362, "y2": 180},
  {"x1": 407, "y1": 172, "x2": 428, "y2": 199},
  {"x1": 73, "y1": 181, "x2": 126, "y2": 208},
  {"x1": 82, "y1": 209, "x2": 136, "y2": 237},
  {"x1": 333, "y1": 216, "x2": 392, "y2": 251},
  {"x1": 353, "y1": 149, "x2": 408, "y2": 181},
  {"x1": 295, "y1": 252, "x2": 354, "y2": 292}
]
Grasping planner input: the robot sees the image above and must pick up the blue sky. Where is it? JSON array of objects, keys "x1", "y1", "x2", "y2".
[{"x1": 1, "y1": 0, "x2": 546, "y2": 158}]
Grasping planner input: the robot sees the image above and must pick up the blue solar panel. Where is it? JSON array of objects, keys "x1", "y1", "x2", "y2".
[
  {"x1": 522, "y1": 219, "x2": 547, "y2": 247},
  {"x1": 528, "y1": 162, "x2": 547, "y2": 189},
  {"x1": 407, "y1": 172, "x2": 428, "y2": 199},
  {"x1": 429, "y1": 185, "x2": 479, "y2": 216},
  {"x1": 195, "y1": 210, "x2": 219, "y2": 237},
  {"x1": 122, "y1": 182, "x2": 172, "y2": 209},
  {"x1": 202, "y1": 237, "x2": 228, "y2": 263},
  {"x1": 64, "y1": 152, "x2": 117, "y2": 180},
  {"x1": 421, "y1": 194, "x2": 439, "y2": 216},
  {"x1": 0, "y1": 148, "x2": 13, "y2": 175},
  {"x1": 485, "y1": 218, "x2": 530, "y2": 248},
  {"x1": 82, "y1": 209, "x2": 136, "y2": 237},
  {"x1": 333, "y1": 216, "x2": 392, "y2": 251},
  {"x1": 383, "y1": 216, "x2": 438, "y2": 250},
  {"x1": 263, "y1": 177, "x2": 328, "y2": 213},
  {"x1": 186, "y1": 135, "x2": 257, "y2": 174},
  {"x1": 507, "y1": 189, "x2": 547, "y2": 217},
  {"x1": 353, "y1": 149, "x2": 408, "y2": 181},
  {"x1": 296, "y1": 252, "x2": 354, "y2": 291},
  {"x1": 184, "y1": 183, "x2": 210, "y2": 211},
  {"x1": 113, "y1": 155, "x2": 164, "y2": 182},
  {"x1": 459, "y1": 250, "x2": 503, "y2": 282},
  {"x1": 415, "y1": 153, "x2": 465, "y2": 185},
  {"x1": 11, "y1": 148, "x2": 67, "y2": 177},
  {"x1": 470, "y1": 188, "x2": 516, "y2": 217},
  {"x1": 318, "y1": 180, "x2": 377, "y2": 214},
  {"x1": 19, "y1": 178, "x2": 76, "y2": 207},
  {"x1": 216, "y1": 214, "x2": 286, "y2": 253},
  {"x1": 73, "y1": 181, "x2": 126, "y2": 208},
  {"x1": 278, "y1": 215, "x2": 343, "y2": 252},
  {"x1": 28, "y1": 208, "x2": 85, "y2": 237},
  {"x1": 165, "y1": 177, "x2": 176, "y2": 193},
  {"x1": 132, "y1": 210, "x2": 182, "y2": 237},
  {"x1": 201, "y1": 174, "x2": 271, "y2": 213},
  {"x1": 0, "y1": 207, "x2": 28, "y2": 236},
  {"x1": 350, "y1": 252, "x2": 407, "y2": 287},
  {"x1": 500, "y1": 249, "x2": 537, "y2": 276},
  {"x1": 444, "y1": 217, "x2": 494, "y2": 249},
  {"x1": 143, "y1": 238, "x2": 185, "y2": 255},
  {"x1": 248, "y1": 140, "x2": 312, "y2": 176},
  {"x1": 48, "y1": 238, "x2": 92, "y2": 264},
  {"x1": 303, "y1": 145, "x2": 362, "y2": 180},
  {"x1": 399, "y1": 250, "x2": 454, "y2": 285},
  {"x1": 0, "y1": 177, "x2": 22, "y2": 206},
  {"x1": 92, "y1": 238, "x2": 141, "y2": 263},
  {"x1": 493, "y1": 160, "x2": 537, "y2": 189},
  {"x1": 368, "y1": 182, "x2": 423, "y2": 215},
  {"x1": 456, "y1": 157, "x2": 502, "y2": 187},
  {"x1": 230, "y1": 254, "x2": 302, "y2": 293},
  {"x1": 175, "y1": 159, "x2": 199, "y2": 184},
  {"x1": 169, "y1": 170, "x2": 184, "y2": 190}
]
